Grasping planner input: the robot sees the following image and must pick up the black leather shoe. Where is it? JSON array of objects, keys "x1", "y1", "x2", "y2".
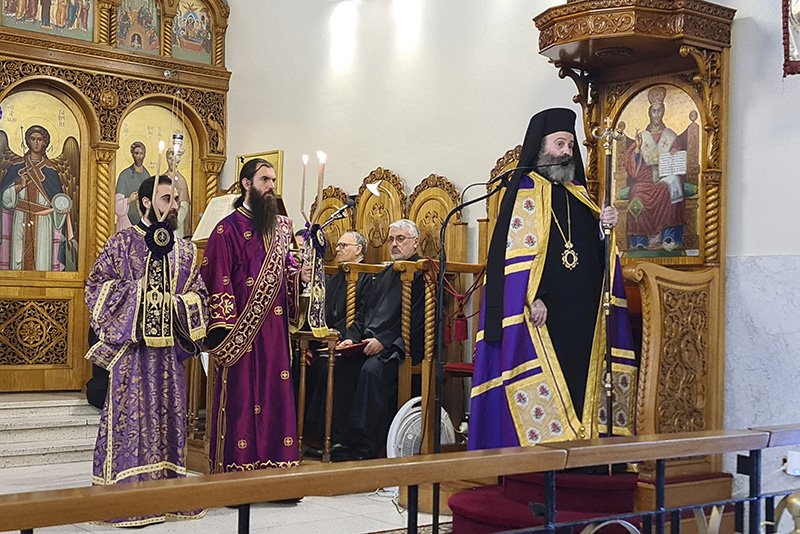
[
  {"x1": 303, "y1": 445, "x2": 323, "y2": 458},
  {"x1": 330, "y1": 442, "x2": 350, "y2": 454},
  {"x1": 331, "y1": 447, "x2": 376, "y2": 462}
]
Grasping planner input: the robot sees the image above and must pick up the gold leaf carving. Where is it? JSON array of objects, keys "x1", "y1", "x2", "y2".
[
  {"x1": 0, "y1": 60, "x2": 226, "y2": 155},
  {"x1": 656, "y1": 286, "x2": 708, "y2": 433},
  {"x1": 0, "y1": 300, "x2": 69, "y2": 365}
]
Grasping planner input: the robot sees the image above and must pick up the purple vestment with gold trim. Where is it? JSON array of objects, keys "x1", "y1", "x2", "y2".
[
  {"x1": 85, "y1": 226, "x2": 208, "y2": 527},
  {"x1": 469, "y1": 174, "x2": 637, "y2": 450},
  {"x1": 201, "y1": 208, "x2": 301, "y2": 473}
]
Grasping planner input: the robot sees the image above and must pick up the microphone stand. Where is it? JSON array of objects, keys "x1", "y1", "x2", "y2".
[
  {"x1": 320, "y1": 200, "x2": 353, "y2": 229},
  {"x1": 429, "y1": 168, "x2": 520, "y2": 533}
]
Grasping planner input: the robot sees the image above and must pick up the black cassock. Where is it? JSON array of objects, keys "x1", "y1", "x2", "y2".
[
  {"x1": 303, "y1": 268, "x2": 374, "y2": 444},
  {"x1": 338, "y1": 254, "x2": 426, "y2": 455},
  {"x1": 537, "y1": 184, "x2": 604, "y2": 417}
]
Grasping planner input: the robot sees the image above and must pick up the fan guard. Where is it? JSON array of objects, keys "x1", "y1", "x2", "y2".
[{"x1": 386, "y1": 396, "x2": 456, "y2": 459}]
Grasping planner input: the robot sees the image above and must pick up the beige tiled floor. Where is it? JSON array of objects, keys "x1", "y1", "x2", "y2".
[{"x1": 0, "y1": 461, "x2": 448, "y2": 533}]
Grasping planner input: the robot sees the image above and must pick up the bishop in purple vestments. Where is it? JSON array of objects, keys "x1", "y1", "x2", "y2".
[
  {"x1": 471, "y1": 109, "x2": 637, "y2": 450},
  {"x1": 85, "y1": 175, "x2": 208, "y2": 527},
  {"x1": 201, "y1": 158, "x2": 310, "y2": 473}
]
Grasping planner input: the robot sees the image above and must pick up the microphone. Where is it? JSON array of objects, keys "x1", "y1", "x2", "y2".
[{"x1": 322, "y1": 198, "x2": 355, "y2": 227}]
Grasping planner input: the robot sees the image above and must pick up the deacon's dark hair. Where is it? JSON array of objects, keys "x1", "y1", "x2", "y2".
[
  {"x1": 130, "y1": 141, "x2": 146, "y2": 154},
  {"x1": 234, "y1": 158, "x2": 274, "y2": 208},
  {"x1": 138, "y1": 175, "x2": 173, "y2": 216}
]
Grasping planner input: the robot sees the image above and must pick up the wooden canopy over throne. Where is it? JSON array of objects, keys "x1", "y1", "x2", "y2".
[
  {"x1": 0, "y1": 0, "x2": 231, "y2": 392},
  {"x1": 531, "y1": 0, "x2": 733, "y2": 511}
]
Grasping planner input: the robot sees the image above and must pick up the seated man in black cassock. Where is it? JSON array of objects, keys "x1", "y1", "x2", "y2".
[
  {"x1": 333, "y1": 219, "x2": 426, "y2": 461},
  {"x1": 303, "y1": 231, "x2": 374, "y2": 450}
]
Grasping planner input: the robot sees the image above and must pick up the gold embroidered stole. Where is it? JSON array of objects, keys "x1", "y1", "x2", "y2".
[
  {"x1": 208, "y1": 218, "x2": 289, "y2": 367},
  {"x1": 142, "y1": 252, "x2": 174, "y2": 347}
]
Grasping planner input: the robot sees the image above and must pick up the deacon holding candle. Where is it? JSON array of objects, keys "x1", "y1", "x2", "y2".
[
  {"x1": 201, "y1": 157, "x2": 312, "y2": 475},
  {"x1": 85, "y1": 167, "x2": 207, "y2": 526}
]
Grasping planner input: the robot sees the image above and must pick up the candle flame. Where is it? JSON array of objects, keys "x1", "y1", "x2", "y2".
[
  {"x1": 158, "y1": 140, "x2": 165, "y2": 152},
  {"x1": 316, "y1": 151, "x2": 327, "y2": 163},
  {"x1": 302, "y1": 154, "x2": 309, "y2": 164}
]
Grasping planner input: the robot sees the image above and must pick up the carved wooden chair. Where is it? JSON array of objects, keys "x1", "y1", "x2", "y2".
[
  {"x1": 623, "y1": 261, "x2": 723, "y2": 477},
  {"x1": 310, "y1": 185, "x2": 353, "y2": 264},
  {"x1": 478, "y1": 145, "x2": 521, "y2": 261},
  {"x1": 354, "y1": 167, "x2": 406, "y2": 264}
]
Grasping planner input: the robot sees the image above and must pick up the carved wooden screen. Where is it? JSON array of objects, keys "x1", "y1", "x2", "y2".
[
  {"x1": 0, "y1": 1, "x2": 230, "y2": 391},
  {"x1": 625, "y1": 261, "x2": 722, "y2": 474}
]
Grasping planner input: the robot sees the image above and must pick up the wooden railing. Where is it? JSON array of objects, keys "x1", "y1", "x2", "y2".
[{"x1": 2, "y1": 427, "x2": 799, "y2": 534}]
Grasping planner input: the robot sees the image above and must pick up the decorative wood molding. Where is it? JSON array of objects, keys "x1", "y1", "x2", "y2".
[
  {"x1": 490, "y1": 145, "x2": 521, "y2": 181},
  {"x1": 560, "y1": 66, "x2": 602, "y2": 203},
  {"x1": 0, "y1": 300, "x2": 70, "y2": 365},
  {"x1": 311, "y1": 185, "x2": 352, "y2": 263},
  {"x1": 408, "y1": 174, "x2": 460, "y2": 211},
  {"x1": 537, "y1": 1, "x2": 735, "y2": 54},
  {"x1": 98, "y1": 2, "x2": 113, "y2": 46},
  {"x1": 0, "y1": 32, "x2": 231, "y2": 90},
  {"x1": 214, "y1": 27, "x2": 227, "y2": 67},
  {"x1": 163, "y1": 16, "x2": 175, "y2": 57},
  {"x1": 202, "y1": 159, "x2": 226, "y2": 207},
  {"x1": 408, "y1": 174, "x2": 462, "y2": 259},
  {"x1": 356, "y1": 167, "x2": 408, "y2": 208},
  {"x1": 625, "y1": 263, "x2": 720, "y2": 436},
  {"x1": 0, "y1": 59, "x2": 226, "y2": 156},
  {"x1": 93, "y1": 147, "x2": 116, "y2": 260}
]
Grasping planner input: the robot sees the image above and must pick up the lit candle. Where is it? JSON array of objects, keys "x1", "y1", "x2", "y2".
[
  {"x1": 315, "y1": 151, "x2": 327, "y2": 221},
  {"x1": 300, "y1": 154, "x2": 309, "y2": 222},
  {"x1": 162, "y1": 134, "x2": 182, "y2": 222},
  {"x1": 151, "y1": 141, "x2": 165, "y2": 221}
]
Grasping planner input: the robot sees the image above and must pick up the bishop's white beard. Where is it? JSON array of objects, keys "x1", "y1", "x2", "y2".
[{"x1": 537, "y1": 151, "x2": 576, "y2": 184}]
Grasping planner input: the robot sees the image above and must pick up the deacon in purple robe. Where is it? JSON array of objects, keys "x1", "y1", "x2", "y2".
[
  {"x1": 85, "y1": 175, "x2": 208, "y2": 527},
  {"x1": 201, "y1": 158, "x2": 311, "y2": 474},
  {"x1": 471, "y1": 108, "x2": 638, "y2": 450}
]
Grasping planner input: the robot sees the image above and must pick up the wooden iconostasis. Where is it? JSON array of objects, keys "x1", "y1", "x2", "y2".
[{"x1": 0, "y1": 0, "x2": 230, "y2": 391}]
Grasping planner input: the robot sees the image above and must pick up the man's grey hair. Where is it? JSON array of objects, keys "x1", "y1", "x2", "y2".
[
  {"x1": 130, "y1": 141, "x2": 146, "y2": 153},
  {"x1": 344, "y1": 230, "x2": 367, "y2": 254},
  {"x1": 389, "y1": 219, "x2": 419, "y2": 238}
]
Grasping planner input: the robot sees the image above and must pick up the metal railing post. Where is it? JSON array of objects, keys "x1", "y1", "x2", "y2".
[
  {"x1": 408, "y1": 484, "x2": 419, "y2": 534},
  {"x1": 238, "y1": 503, "x2": 250, "y2": 534},
  {"x1": 656, "y1": 459, "x2": 666, "y2": 534},
  {"x1": 544, "y1": 470, "x2": 556, "y2": 534},
  {"x1": 737, "y1": 449, "x2": 762, "y2": 534},
  {"x1": 765, "y1": 496, "x2": 775, "y2": 534}
]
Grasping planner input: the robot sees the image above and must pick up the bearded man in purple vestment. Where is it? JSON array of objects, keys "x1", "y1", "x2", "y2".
[
  {"x1": 201, "y1": 158, "x2": 311, "y2": 474},
  {"x1": 85, "y1": 175, "x2": 208, "y2": 527}
]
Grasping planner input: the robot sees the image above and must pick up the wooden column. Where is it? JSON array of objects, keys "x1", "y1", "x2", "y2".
[
  {"x1": 202, "y1": 159, "x2": 225, "y2": 207},
  {"x1": 93, "y1": 147, "x2": 116, "y2": 259},
  {"x1": 163, "y1": 16, "x2": 174, "y2": 57}
]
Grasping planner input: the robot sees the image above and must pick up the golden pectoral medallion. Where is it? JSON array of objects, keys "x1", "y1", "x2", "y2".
[{"x1": 561, "y1": 242, "x2": 578, "y2": 270}]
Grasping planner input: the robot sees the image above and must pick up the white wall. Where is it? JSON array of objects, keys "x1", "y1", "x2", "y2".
[
  {"x1": 225, "y1": 0, "x2": 800, "y2": 489},
  {"x1": 224, "y1": 0, "x2": 582, "y2": 239},
  {"x1": 225, "y1": 0, "x2": 800, "y2": 256}
]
